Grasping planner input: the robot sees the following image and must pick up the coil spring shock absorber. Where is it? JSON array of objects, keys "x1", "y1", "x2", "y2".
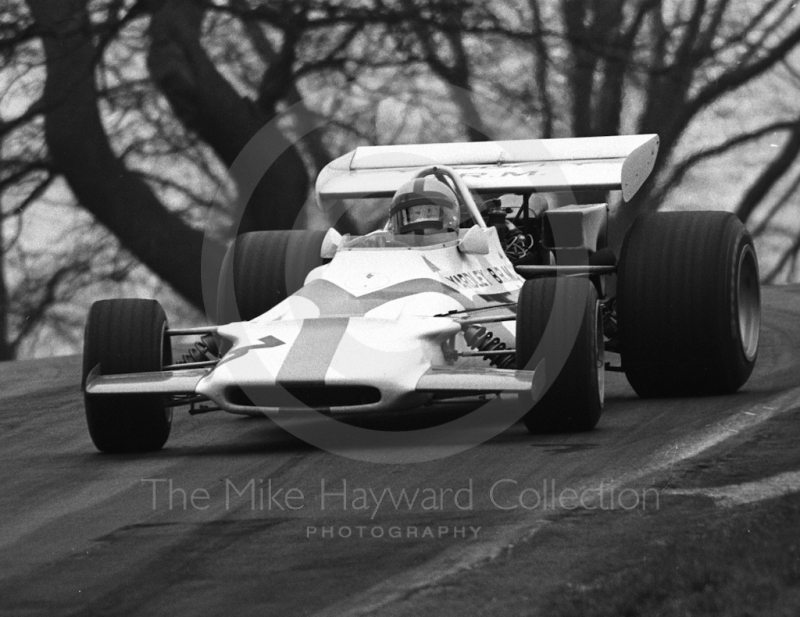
[
  {"x1": 180, "y1": 333, "x2": 220, "y2": 364},
  {"x1": 464, "y1": 325, "x2": 515, "y2": 369}
]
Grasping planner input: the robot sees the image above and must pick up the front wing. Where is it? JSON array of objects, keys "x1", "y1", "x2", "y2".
[{"x1": 84, "y1": 360, "x2": 545, "y2": 414}]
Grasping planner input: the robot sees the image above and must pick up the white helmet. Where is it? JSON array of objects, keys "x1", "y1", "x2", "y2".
[{"x1": 388, "y1": 176, "x2": 460, "y2": 234}]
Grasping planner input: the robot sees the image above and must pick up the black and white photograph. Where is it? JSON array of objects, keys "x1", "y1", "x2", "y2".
[{"x1": 1, "y1": 1, "x2": 799, "y2": 615}]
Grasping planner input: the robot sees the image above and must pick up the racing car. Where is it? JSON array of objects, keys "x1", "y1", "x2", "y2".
[{"x1": 82, "y1": 135, "x2": 761, "y2": 452}]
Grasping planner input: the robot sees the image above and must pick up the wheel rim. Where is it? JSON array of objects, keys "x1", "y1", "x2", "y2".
[
  {"x1": 595, "y1": 301, "x2": 605, "y2": 406},
  {"x1": 736, "y1": 244, "x2": 760, "y2": 361}
]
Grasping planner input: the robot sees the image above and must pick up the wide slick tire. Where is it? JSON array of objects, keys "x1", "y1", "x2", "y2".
[
  {"x1": 217, "y1": 230, "x2": 327, "y2": 323},
  {"x1": 617, "y1": 211, "x2": 760, "y2": 397},
  {"x1": 516, "y1": 277, "x2": 604, "y2": 432},
  {"x1": 82, "y1": 299, "x2": 172, "y2": 452}
]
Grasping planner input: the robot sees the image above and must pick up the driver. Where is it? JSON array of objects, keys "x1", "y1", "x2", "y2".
[{"x1": 388, "y1": 176, "x2": 460, "y2": 235}]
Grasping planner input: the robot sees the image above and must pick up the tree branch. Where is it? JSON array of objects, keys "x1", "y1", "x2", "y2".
[
  {"x1": 686, "y1": 21, "x2": 800, "y2": 123},
  {"x1": 653, "y1": 119, "x2": 798, "y2": 204},
  {"x1": 25, "y1": 0, "x2": 225, "y2": 309},
  {"x1": 750, "y1": 170, "x2": 800, "y2": 238},
  {"x1": 529, "y1": 0, "x2": 554, "y2": 137},
  {"x1": 146, "y1": 0, "x2": 310, "y2": 232},
  {"x1": 405, "y1": 0, "x2": 488, "y2": 141},
  {"x1": 736, "y1": 121, "x2": 800, "y2": 223}
]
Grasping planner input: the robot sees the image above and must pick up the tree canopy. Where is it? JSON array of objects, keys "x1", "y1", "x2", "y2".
[{"x1": 1, "y1": 0, "x2": 799, "y2": 358}]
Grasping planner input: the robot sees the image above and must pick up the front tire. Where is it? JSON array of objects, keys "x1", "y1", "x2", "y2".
[
  {"x1": 617, "y1": 211, "x2": 760, "y2": 397},
  {"x1": 217, "y1": 230, "x2": 327, "y2": 323},
  {"x1": 516, "y1": 277, "x2": 604, "y2": 432},
  {"x1": 82, "y1": 299, "x2": 172, "y2": 452}
]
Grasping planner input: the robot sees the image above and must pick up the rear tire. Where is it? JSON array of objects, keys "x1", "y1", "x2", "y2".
[
  {"x1": 82, "y1": 299, "x2": 172, "y2": 452},
  {"x1": 516, "y1": 277, "x2": 604, "y2": 432},
  {"x1": 217, "y1": 230, "x2": 327, "y2": 323},
  {"x1": 617, "y1": 211, "x2": 760, "y2": 397}
]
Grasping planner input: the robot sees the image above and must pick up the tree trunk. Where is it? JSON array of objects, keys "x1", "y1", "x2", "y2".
[
  {"x1": 147, "y1": 0, "x2": 310, "y2": 233},
  {"x1": 0, "y1": 213, "x2": 13, "y2": 361},
  {"x1": 26, "y1": 0, "x2": 225, "y2": 310}
]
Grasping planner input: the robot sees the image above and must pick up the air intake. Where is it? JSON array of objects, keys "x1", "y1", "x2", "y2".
[{"x1": 225, "y1": 385, "x2": 381, "y2": 409}]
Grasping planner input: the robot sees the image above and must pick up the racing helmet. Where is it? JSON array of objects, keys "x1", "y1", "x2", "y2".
[{"x1": 388, "y1": 176, "x2": 460, "y2": 234}]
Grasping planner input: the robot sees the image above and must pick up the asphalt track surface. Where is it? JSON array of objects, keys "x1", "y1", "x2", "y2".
[{"x1": 1, "y1": 285, "x2": 799, "y2": 616}]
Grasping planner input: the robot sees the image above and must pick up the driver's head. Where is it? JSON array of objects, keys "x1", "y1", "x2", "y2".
[{"x1": 388, "y1": 176, "x2": 459, "y2": 234}]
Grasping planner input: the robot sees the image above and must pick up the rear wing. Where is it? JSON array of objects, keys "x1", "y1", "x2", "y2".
[{"x1": 316, "y1": 135, "x2": 659, "y2": 205}]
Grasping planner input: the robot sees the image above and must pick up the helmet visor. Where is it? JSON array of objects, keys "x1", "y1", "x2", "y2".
[{"x1": 397, "y1": 203, "x2": 443, "y2": 227}]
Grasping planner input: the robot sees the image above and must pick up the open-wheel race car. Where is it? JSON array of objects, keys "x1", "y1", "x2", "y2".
[{"x1": 82, "y1": 135, "x2": 761, "y2": 452}]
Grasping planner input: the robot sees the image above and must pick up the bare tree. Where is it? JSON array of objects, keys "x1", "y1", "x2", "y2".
[
  {"x1": 2, "y1": 0, "x2": 800, "y2": 358},
  {"x1": 503, "y1": 0, "x2": 800, "y2": 236}
]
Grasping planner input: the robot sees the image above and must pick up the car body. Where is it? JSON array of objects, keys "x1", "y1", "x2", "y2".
[
  {"x1": 82, "y1": 132, "x2": 763, "y2": 451},
  {"x1": 85, "y1": 135, "x2": 660, "y2": 421}
]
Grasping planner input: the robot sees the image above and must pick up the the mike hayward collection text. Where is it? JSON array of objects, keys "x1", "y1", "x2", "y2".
[{"x1": 142, "y1": 478, "x2": 660, "y2": 515}]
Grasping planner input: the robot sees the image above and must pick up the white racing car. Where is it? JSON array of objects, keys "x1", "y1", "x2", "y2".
[{"x1": 82, "y1": 135, "x2": 761, "y2": 452}]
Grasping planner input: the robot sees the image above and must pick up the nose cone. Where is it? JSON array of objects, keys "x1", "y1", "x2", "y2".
[{"x1": 197, "y1": 317, "x2": 460, "y2": 413}]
